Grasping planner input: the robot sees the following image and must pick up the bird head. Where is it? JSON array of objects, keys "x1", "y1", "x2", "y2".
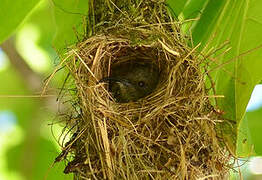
[{"x1": 99, "y1": 61, "x2": 159, "y2": 103}]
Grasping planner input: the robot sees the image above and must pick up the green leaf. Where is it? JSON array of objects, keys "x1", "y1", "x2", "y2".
[
  {"x1": 192, "y1": 0, "x2": 262, "y2": 155},
  {"x1": 0, "y1": 0, "x2": 41, "y2": 43},
  {"x1": 52, "y1": 0, "x2": 89, "y2": 54},
  {"x1": 191, "y1": 0, "x2": 227, "y2": 47},
  {"x1": 246, "y1": 107, "x2": 262, "y2": 155},
  {"x1": 166, "y1": 0, "x2": 188, "y2": 17},
  {"x1": 178, "y1": 0, "x2": 207, "y2": 36},
  {"x1": 236, "y1": 114, "x2": 255, "y2": 156},
  {"x1": 182, "y1": 0, "x2": 207, "y2": 19}
]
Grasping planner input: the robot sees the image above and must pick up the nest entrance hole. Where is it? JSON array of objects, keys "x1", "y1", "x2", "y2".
[{"x1": 98, "y1": 46, "x2": 170, "y2": 103}]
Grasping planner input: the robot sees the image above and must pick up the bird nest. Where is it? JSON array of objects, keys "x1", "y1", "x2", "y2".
[{"x1": 54, "y1": 1, "x2": 234, "y2": 179}]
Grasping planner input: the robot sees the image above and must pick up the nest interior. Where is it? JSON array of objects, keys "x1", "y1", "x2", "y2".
[{"x1": 55, "y1": 0, "x2": 234, "y2": 179}]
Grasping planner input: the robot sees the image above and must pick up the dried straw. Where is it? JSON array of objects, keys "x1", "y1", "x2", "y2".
[{"x1": 54, "y1": 0, "x2": 234, "y2": 179}]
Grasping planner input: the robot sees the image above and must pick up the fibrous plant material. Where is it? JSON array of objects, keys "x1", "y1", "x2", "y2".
[{"x1": 55, "y1": 0, "x2": 234, "y2": 179}]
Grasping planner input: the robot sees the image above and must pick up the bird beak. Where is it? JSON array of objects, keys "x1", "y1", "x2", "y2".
[{"x1": 98, "y1": 77, "x2": 131, "y2": 86}]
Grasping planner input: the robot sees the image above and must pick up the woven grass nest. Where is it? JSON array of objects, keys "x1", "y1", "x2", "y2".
[{"x1": 55, "y1": 0, "x2": 233, "y2": 179}]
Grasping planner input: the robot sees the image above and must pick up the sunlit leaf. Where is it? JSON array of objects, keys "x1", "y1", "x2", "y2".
[
  {"x1": 0, "y1": 0, "x2": 41, "y2": 43},
  {"x1": 182, "y1": 0, "x2": 207, "y2": 19},
  {"x1": 191, "y1": 0, "x2": 227, "y2": 47},
  {"x1": 190, "y1": 0, "x2": 262, "y2": 155},
  {"x1": 246, "y1": 107, "x2": 262, "y2": 155},
  {"x1": 166, "y1": 0, "x2": 188, "y2": 17},
  {"x1": 236, "y1": 115, "x2": 255, "y2": 156},
  {"x1": 52, "y1": 0, "x2": 89, "y2": 54},
  {"x1": 177, "y1": 0, "x2": 207, "y2": 36}
]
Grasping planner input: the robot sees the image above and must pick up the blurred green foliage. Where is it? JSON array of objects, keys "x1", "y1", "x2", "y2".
[
  {"x1": 0, "y1": 1, "x2": 72, "y2": 179},
  {"x1": 1, "y1": 0, "x2": 262, "y2": 179},
  {"x1": 0, "y1": 0, "x2": 41, "y2": 44}
]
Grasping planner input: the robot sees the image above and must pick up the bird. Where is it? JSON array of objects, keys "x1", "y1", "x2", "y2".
[{"x1": 99, "y1": 61, "x2": 159, "y2": 103}]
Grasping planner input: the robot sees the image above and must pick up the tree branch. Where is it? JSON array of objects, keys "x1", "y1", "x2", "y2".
[{"x1": 1, "y1": 37, "x2": 42, "y2": 91}]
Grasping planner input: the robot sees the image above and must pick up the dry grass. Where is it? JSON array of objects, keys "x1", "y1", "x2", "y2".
[{"x1": 53, "y1": 0, "x2": 234, "y2": 179}]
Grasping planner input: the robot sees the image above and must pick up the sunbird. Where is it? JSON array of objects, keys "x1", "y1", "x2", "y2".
[{"x1": 100, "y1": 61, "x2": 159, "y2": 103}]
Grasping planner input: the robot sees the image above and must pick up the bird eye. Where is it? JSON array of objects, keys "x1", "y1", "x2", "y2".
[{"x1": 138, "y1": 81, "x2": 145, "y2": 87}]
